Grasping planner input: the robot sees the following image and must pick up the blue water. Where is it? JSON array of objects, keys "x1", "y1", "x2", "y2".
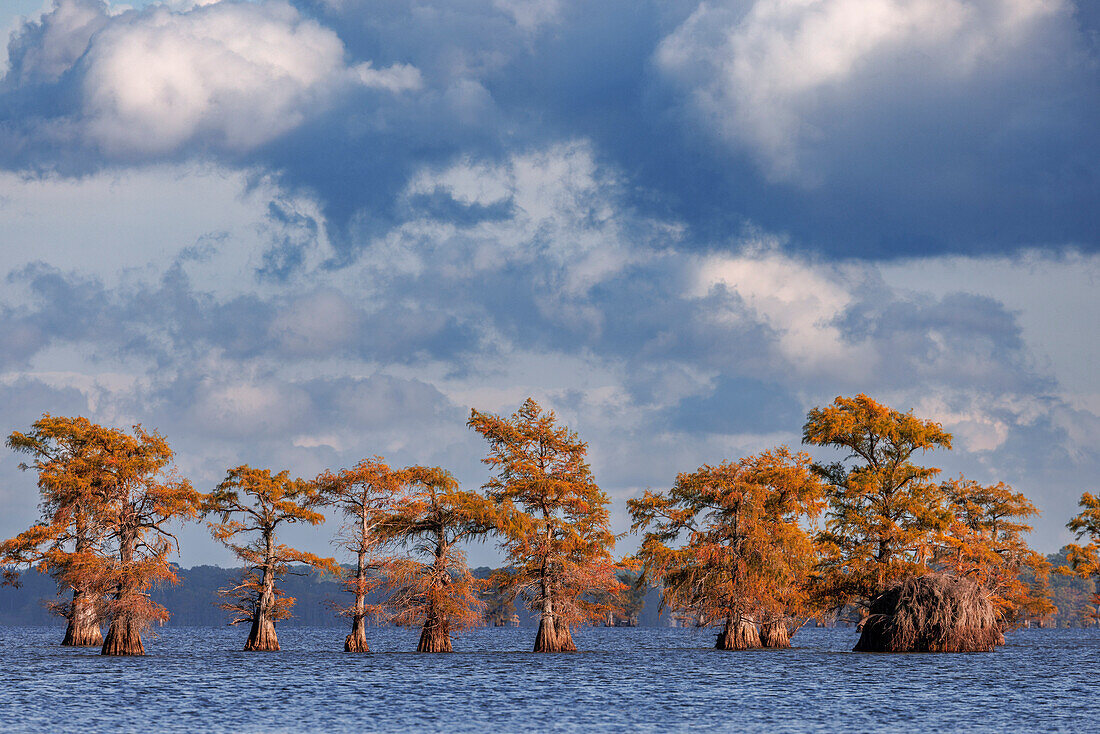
[{"x1": 0, "y1": 626, "x2": 1096, "y2": 732}]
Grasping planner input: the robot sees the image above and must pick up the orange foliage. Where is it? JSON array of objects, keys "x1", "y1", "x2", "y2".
[
  {"x1": 2, "y1": 415, "x2": 199, "y2": 652},
  {"x1": 1061, "y1": 492, "x2": 1100, "y2": 623},
  {"x1": 469, "y1": 398, "x2": 621, "y2": 651},
  {"x1": 629, "y1": 448, "x2": 825, "y2": 634},
  {"x1": 1, "y1": 416, "x2": 121, "y2": 630},
  {"x1": 802, "y1": 394, "x2": 953, "y2": 611},
  {"x1": 937, "y1": 477, "x2": 1054, "y2": 625},
  {"x1": 205, "y1": 466, "x2": 335, "y2": 650},
  {"x1": 96, "y1": 425, "x2": 202, "y2": 654},
  {"x1": 314, "y1": 457, "x2": 408, "y2": 650},
  {"x1": 376, "y1": 466, "x2": 496, "y2": 651}
]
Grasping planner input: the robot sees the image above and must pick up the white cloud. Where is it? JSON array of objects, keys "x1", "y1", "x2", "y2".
[
  {"x1": 386, "y1": 141, "x2": 675, "y2": 296},
  {"x1": 84, "y1": 2, "x2": 346, "y2": 152},
  {"x1": 493, "y1": 0, "x2": 562, "y2": 32},
  {"x1": 0, "y1": 0, "x2": 427, "y2": 154},
  {"x1": 692, "y1": 244, "x2": 873, "y2": 375},
  {"x1": 879, "y1": 251, "x2": 1100, "y2": 406},
  {"x1": 0, "y1": 163, "x2": 326, "y2": 297},
  {"x1": 4, "y1": 0, "x2": 107, "y2": 84},
  {"x1": 658, "y1": 0, "x2": 1073, "y2": 180},
  {"x1": 352, "y1": 60, "x2": 423, "y2": 92}
]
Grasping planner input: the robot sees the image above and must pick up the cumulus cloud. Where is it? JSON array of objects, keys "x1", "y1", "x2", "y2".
[
  {"x1": 392, "y1": 141, "x2": 665, "y2": 296},
  {"x1": 2, "y1": 0, "x2": 422, "y2": 155},
  {"x1": 2, "y1": 1, "x2": 1095, "y2": 254},
  {"x1": 0, "y1": 0, "x2": 1097, "y2": 560},
  {"x1": 693, "y1": 244, "x2": 871, "y2": 374},
  {"x1": 657, "y1": 0, "x2": 1087, "y2": 182}
]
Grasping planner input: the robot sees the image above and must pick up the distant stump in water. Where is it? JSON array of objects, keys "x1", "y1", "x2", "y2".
[{"x1": 854, "y1": 574, "x2": 1003, "y2": 653}]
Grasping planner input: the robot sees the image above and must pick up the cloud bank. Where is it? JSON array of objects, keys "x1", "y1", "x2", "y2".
[{"x1": 0, "y1": 1, "x2": 1096, "y2": 564}]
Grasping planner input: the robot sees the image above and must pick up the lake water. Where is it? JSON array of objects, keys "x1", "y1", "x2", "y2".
[{"x1": 0, "y1": 626, "x2": 1095, "y2": 732}]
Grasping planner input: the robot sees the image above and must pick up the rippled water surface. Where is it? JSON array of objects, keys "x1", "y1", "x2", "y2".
[{"x1": 0, "y1": 626, "x2": 1096, "y2": 732}]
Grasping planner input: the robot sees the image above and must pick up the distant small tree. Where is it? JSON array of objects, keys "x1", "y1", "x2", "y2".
[
  {"x1": 98, "y1": 426, "x2": 202, "y2": 656},
  {"x1": 802, "y1": 394, "x2": 953, "y2": 613},
  {"x1": 483, "y1": 582, "x2": 518, "y2": 626},
  {"x1": 315, "y1": 458, "x2": 407, "y2": 652},
  {"x1": 629, "y1": 448, "x2": 825, "y2": 649},
  {"x1": 1049, "y1": 546, "x2": 1098, "y2": 627},
  {"x1": 206, "y1": 466, "x2": 335, "y2": 651},
  {"x1": 937, "y1": 477, "x2": 1054, "y2": 627},
  {"x1": 1060, "y1": 492, "x2": 1100, "y2": 626},
  {"x1": 469, "y1": 398, "x2": 621, "y2": 653},
  {"x1": 379, "y1": 466, "x2": 496, "y2": 652},
  {"x1": 1, "y1": 415, "x2": 123, "y2": 646}
]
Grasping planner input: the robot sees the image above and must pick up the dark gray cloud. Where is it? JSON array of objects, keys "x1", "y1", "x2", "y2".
[{"x1": 1, "y1": 0, "x2": 1096, "y2": 258}]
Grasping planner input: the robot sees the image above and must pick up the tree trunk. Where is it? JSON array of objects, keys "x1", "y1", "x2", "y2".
[
  {"x1": 245, "y1": 609, "x2": 280, "y2": 651},
  {"x1": 63, "y1": 517, "x2": 102, "y2": 647},
  {"x1": 345, "y1": 545, "x2": 371, "y2": 655},
  {"x1": 715, "y1": 615, "x2": 761, "y2": 650},
  {"x1": 62, "y1": 589, "x2": 102, "y2": 646},
  {"x1": 533, "y1": 612, "x2": 578, "y2": 652},
  {"x1": 555, "y1": 616, "x2": 577, "y2": 651},
  {"x1": 760, "y1": 619, "x2": 790, "y2": 648},
  {"x1": 345, "y1": 614, "x2": 369, "y2": 652},
  {"x1": 246, "y1": 536, "x2": 280, "y2": 651},
  {"x1": 417, "y1": 609, "x2": 452, "y2": 652},
  {"x1": 102, "y1": 522, "x2": 145, "y2": 655},
  {"x1": 101, "y1": 614, "x2": 144, "y2": 656}
]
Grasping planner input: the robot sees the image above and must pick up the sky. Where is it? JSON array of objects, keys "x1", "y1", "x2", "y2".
[{"x1": 0, "y1": 0, "x2": 1097, "y2": 568}]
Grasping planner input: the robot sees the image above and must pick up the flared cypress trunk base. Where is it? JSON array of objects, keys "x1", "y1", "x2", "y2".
[
  {"x1": 101, "y1": 619, "x2": 145, "y2": 656},
  {"x1": 62, "y1": 619, "x2": 103, "y2": 647},
  {"x1": 344, "y1": 616, "x2": 370, "y2": 652},
  {"x1": 760, "y1": 620, "x2": 791, "y2": 648},
  {"x1": 245, "y1": 615, "x2": 280, "y2": 652},
  {"x1": 62, "y1": 596, "x2": 103, "y2": 647},
  {"x1": 716, "y1": 618, "x2": 761, "y2": 650},
  {"x1": 345, "y1": 634, "x2": 370, "y2": 652},
  {"x1": 534, "y1": 616, "x2": 578, "y2": 652},
  {"x1": 417, "y1": 616, "x2": 452, "y2": 652}
]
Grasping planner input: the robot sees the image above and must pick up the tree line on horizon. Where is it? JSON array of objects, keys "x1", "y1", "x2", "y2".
[{"x1": 1, "y1": 394, "x2": 1098, "y2": 656}]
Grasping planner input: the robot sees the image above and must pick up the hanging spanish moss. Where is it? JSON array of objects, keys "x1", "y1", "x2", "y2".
[{"x1": 854, "y1": 574, "x2": 1003, "y2": 653}]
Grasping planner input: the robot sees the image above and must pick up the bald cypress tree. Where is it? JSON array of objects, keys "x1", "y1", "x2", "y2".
[
  {"x1": 803, "y1": 394, "x2": 953, "y2": 613},
  {"x1": 315, "y1": 458, "x2": 407, "y2": 652},
  {"x1": 1, "y1": 416, "x2": 121, "y2": 646},
  {"x1": 378, "y1": 466, "x2": 497, "y2": 652},
  {"x1": 206, "y1": 466, "x2": 335, "y2": 651},
  {"x1": 469, "y1": 398, "x2": 621, "y2": 652}
]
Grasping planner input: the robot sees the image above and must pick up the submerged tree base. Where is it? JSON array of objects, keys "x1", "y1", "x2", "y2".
[
  {"x1": 417, "y1": 616, "x2": 452, "y2": 653},
  {"x1": 101, "y1": 619, "x2": 145, "y2": 656},
  {"x1": 62, "y1": 620, "x2": 103, "y2": 647},
  {"x1": 345, "y1": 633, "x2": 370, "y2": 652},
  {"x1": 854, "y1": 574, "x2": 1002, "y2": 653},
  {"x1": 760, "y1": 620, "x2": 791, "y2": 648},
  {"x1": 716, "y1": 618, "x2": 761, "y2": 650},
  {"x1": 245, "y1": 616, "x2": 280, "y2": 652},
  {"x1": 534, "y1": 616, "x2": 577, "y2": 652},
  {"x1": 344, "y1": 617, "x2": 370, "y2": 652}
]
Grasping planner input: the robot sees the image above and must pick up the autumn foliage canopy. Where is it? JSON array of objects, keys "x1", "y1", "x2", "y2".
[{"x1": 469, "y1": 398, "x2": 621, "y2": 652}]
